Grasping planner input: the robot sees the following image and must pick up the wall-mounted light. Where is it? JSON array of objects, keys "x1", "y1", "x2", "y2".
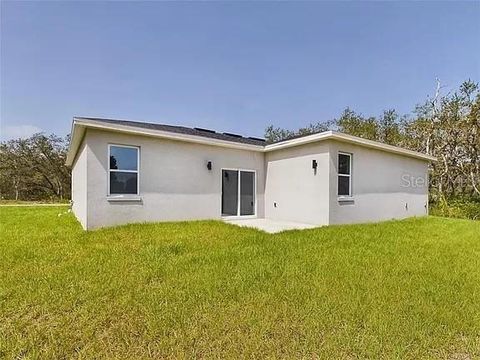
[
  {"x1": 312, "y1": 160, "x2": 317, "y2": 170},
  {"x1": 207, "y1": 161, "x2": 212, "y2": 170}
]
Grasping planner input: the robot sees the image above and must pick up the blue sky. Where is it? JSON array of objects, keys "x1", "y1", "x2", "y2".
[{"x1": 1, "y1": 1, "x2": 479, "y2": 140}]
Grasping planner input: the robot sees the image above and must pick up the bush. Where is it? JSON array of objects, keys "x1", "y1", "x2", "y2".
[{"x1": 430, "y1": 198, "x2": 480, "y2": 220}]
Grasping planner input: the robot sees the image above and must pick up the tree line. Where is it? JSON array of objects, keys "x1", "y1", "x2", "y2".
[
  {"x1": 265, "y1": 79, "x2": 480, "y2": 203},
  {"x1": 0, "y1": 134, "x2": 70, "y2": 201},
  {"x1": 0, "y1": 79, "x2": 478, "y2": 205}
]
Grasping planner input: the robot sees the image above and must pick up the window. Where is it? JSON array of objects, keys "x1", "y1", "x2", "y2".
[
  {"x1": 338, "y1": 152, "x2": 351, "y2": 197},
  {"x1": 108, "y1": 145, "x2": 139, "y2": 195}
]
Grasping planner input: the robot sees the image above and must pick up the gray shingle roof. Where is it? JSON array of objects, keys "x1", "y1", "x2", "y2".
[{"x1": 77, "y1": 117, "x2": 266, "y2": 146}]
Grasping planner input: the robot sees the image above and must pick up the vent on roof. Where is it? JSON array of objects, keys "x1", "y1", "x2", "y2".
[
  {"x1": 248, "y1": 136, "x2": 266, "y2": 142},
  {"x1": 223, "y1": 132, "x2": 243, "y2": 138},
  {"x1": 194, "y1": 127, "x2": 216, "y2": 134}
]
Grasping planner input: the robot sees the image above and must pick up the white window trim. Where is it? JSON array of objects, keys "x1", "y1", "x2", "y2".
[
  {"x1": 107, "y1": 144, "x2": 140, "y2": 197},
  {"x1": 337, "y1": 152, "x2": 352, "y2": 199},
  {"x1": 221, "y1": 168, "x2": 257, "y2": 219}
]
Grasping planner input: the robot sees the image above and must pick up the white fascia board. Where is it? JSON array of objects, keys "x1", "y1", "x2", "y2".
[
  {"x1": 264, "y1": 131, "x2": 334, "y2": 151},
  {"x1": 264, "y1": 130, "x2": 436, "y2": 162},
  {"x1": 329, "y1": 131, "x2": 437, "y2": 161},
  {"x1": 65, "y1": 121, "x2": 86, "y2": 166},
  {"x1": 66, "y1": 118, "x2": 264, "y2": 166},
  {"x1": 66, "y1": 118, "x2": 436, "y2": 166}
]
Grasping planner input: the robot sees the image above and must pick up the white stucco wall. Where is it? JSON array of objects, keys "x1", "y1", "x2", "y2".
[
  {"x1": 83, "y1": 129, "x2": 265, "y2": 229},
  {"x1": 264, "y1": 142, "x2": 331, "y2": 225},
  {"x1": 328, "y1": 141, "x2": 429, "y2": 225},
  {"x1": 71, "y1": 128, "x2": 430, "y2": 230},
  {"x1": 71, "y1": 140, "x2": 88, "y2": 228}
]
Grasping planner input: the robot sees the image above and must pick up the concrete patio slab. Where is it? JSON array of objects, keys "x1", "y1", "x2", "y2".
[{"x1": 225, "y1": 218, "x2": 318, "y2": 234}]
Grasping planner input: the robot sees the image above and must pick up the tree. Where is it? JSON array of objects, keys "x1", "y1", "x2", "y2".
[
  {"x1": 0, "y1": 140, "x2": 30, "y2": 200},
  {"x1": 0, "y1": 133, "x2": 71, "y2": 201},
  {"x1": 335, "y1": 108, "x2": 379, "y2": 141},
  {"x1": 265, "y1": 120, "x2": 334, "y2": 143},
  {"x1": 402, "y1": 79, "x2": 480, "y2": 200},
  {"x1": 264, "y1": 79, "x2": 480, "y2": 202},
  {"x1": 378, "y1": 109, "x2": 402, "y2": 145}
]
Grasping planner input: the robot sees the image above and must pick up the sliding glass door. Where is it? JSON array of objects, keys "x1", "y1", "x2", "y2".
[
  {"x1": 240, "y1": 171, "x2": 255, "y2": 216},
  {"x1": 221, "y1": 170, "x2": 239, "y2": 216},
  {"x1": 222, "y1": 169, "x2": 255, "y2": 217}
]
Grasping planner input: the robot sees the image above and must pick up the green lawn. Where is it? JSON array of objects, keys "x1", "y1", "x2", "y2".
[
  {"x1": 0, "y1": 200, "x2": 70, "y2": 205},
  {"x1": 1, "y1": 207, "x2": 479, "y2": 359}
]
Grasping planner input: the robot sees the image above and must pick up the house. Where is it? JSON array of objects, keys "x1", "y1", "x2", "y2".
[{"x1": 66, "y1": 117, "x2": 436, "y2": 230}]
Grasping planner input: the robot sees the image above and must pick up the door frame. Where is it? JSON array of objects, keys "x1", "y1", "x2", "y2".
[{"x1": 221, "y1": 168, "x2": 257, "y2": 219}]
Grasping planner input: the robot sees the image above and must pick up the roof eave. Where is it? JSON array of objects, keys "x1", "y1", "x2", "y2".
[
  {"x1": 65, "y1": 118, "x2": 86, "y2": 166},
  {"x1": 66, "y1": 119, "x2": 436, "y2": 166},
  {"x1": 330, "y1": 131, "x2": 437, "y2": 161},
  {"x1": 66, "y1": 118, "x2": 265, "y2": 165},
  {"x1": 264, "y1": 130, "x2": 436, "y2": 162}
]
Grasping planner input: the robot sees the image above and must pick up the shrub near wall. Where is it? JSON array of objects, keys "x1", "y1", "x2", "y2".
[{"x1": 430, "y1": 198, "x2": 480, "y2": 220}]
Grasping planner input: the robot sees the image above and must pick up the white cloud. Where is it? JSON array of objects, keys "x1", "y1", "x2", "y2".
[{"x1": 1, "y1": 125, "x2": 43, "y2": 140}]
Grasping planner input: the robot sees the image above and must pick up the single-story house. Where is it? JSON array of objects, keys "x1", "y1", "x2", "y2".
[{"x1": 66, "y1": 117, "x2": 436, "y2": 230}]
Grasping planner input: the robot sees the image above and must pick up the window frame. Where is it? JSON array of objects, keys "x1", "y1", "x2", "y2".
[
  {"x1": 107, "y1": 144, "x2": 140, "y2": 196},
  {"x1": 337, "y1": 151, "x2": 352, "y2": 198}
]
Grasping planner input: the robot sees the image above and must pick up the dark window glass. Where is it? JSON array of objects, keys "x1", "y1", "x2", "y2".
[
  {"x1": 222, "y1": 170, "x2": 238, "y2": 216},
  {"x1": 110, "y1": 172, "x2": 138, "y2": 194},
  {"x1": 338, "y1": 176, "x2": 350, "y2": 196},
  {"x1": 240, "y1": 171, "x2": 255, "y2": 216},
  {"x1": 338, "y1": 154, "x2": 351, "y2": 175},
  {"x1": 110, "y1": 146, "x2": 138, "y2": 170}
]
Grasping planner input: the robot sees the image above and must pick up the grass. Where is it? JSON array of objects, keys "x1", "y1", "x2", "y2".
[
  {"x1": 0, "y1": 200, "x2": 70, "y2": 205},
  {"x1": 1, "y1": 207, "x2": 479, "y2": 359}
]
